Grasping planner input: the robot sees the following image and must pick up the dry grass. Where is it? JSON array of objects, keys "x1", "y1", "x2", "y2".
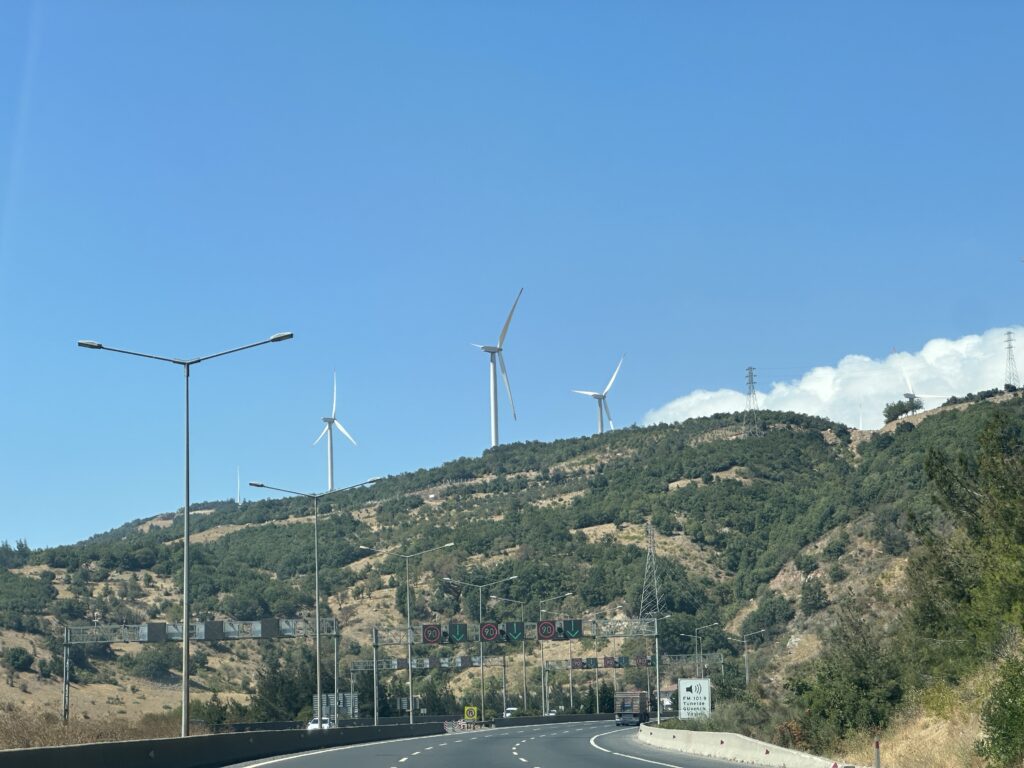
[
  {"x1": 838, "y1": 710, "x2": 984, "y2": 768},
  {"x1": 0, "y1": 705, "x2": 186, "y2": 750},
  {"x1": 836, "y1": 670, "x2": 996, "y2": 768}
]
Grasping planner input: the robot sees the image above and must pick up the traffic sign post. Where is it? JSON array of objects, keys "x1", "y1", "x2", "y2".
[
  {"x1": 479, "y1": 622, "x2": 500, "y2": 642},
  {"x1": 464, "y1": 705, "x2": 478, "y2": 721}
]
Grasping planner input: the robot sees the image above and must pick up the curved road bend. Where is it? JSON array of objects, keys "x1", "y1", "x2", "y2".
[{"x1": 228, "y1": 721, "x2": 740, "y2": 768}]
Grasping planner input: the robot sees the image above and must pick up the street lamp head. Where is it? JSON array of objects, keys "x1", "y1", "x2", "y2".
[
  {"x1": 358, "y1": 545, "x2": 372, "y2": 551},
  {"x1": 443, "y1": 577, "x2": 453, "y2": 581},
  {"x1": 248, "y1": 482, "x2": 265, "y2": 488},
  {"x1": 270, "y1": 332, "x2": 294, "y2": 343},
  {"x1": 77, "y1": 340, "x2": 103, "y2": 349}
]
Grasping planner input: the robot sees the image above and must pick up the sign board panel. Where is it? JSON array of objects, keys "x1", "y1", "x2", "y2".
[
  {"x1": 464, "y1": 705, "x2": 478, "y2": 721},
  {"x1": 677, "y1": 678, "x2": 711, "y2": 719}
]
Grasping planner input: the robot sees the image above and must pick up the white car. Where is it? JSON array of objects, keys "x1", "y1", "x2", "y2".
[{"x1": 306, "y1": 717, "x2": 333, "y2": 730}]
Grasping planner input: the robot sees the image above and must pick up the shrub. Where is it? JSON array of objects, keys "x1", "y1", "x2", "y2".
[
  {"x1": 800, "y1": 579, "x2": 828, "y2": 615},
  {"x1": 978, "y1": 654, "x2": 1024, "y2": 767},
  {"x1": 3, "y1": 648, "x2": 33, "y2": 673}
]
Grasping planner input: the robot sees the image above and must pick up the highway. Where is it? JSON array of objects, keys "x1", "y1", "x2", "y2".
[{"x1": 227, "y1": 721, "x2": 741, "y2": 768}]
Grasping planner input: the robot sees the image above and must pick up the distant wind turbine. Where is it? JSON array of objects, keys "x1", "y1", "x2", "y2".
[
  {"x1": 573, "y1": 355, "x2": 624, "y2": 434},
  {"x1": 474, "y1": 288, "x2": 523, "y2": 447},
  {"x1": 313, "y1": 372, "x2": 357, "y2": 491},
  {"x1": 899, "y1": 366, "x2": 948, "y2": 414}
]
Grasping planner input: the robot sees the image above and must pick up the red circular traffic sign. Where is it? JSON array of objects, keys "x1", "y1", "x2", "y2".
[{"x1": 537, "y1": 620, "x2": 556, "y2": 640}]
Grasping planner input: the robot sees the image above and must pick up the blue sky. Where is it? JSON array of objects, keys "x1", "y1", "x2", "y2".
[{"x1": 1, "y1": 2, "x2": 1022, "y2": 548}]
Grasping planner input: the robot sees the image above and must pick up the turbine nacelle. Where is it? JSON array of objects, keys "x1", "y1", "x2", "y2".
[{"x1": 573, "y1": 355, "x2": 624, "y2": 435}]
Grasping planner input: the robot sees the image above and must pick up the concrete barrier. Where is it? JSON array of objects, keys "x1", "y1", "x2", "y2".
[
  {"x1": 0, "y1": 722, "x2": 442, "y2": 768},
  {"x1": 493, "y1": 713, "x2": 614, "y2": 727},
  {"x1": 638, "y1": 723, "x2": 854, "y2": 768}
]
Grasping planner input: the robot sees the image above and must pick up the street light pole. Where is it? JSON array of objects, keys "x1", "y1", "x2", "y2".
[
  {"x1": 79, "y1": 331, "x2": 292, "y2": 736},
  {"x1": 741, "y1": 629, "x2": 765, "y2": 687},
  {"x1": 250, "y1": 478, "x2": 378, "y2": 727},
  {"x1": 361, "y1": 542, "x2": 454, "y2": 724},
  {"x1": 491, "y1": 594, "x2": 528, "y2": 712},
  {"x1": 444, "y1": 574, "x2": 517, "y2": 721},
  {"x1": 679, "y1": 633, "x2": 698, "y2": 677},
  {"x1": 695, "y1": 622, "x2": 719, "y2": 679},
  {"x1": 538, "y1": 591, "x2": 572, "y2": 714}
]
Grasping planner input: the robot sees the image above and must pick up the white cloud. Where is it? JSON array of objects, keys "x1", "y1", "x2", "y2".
[{"x1": 643, "y1": 326, "x2": 1022, "y2": 430}]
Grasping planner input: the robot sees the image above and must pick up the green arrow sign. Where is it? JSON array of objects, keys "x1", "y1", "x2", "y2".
[
  {"x1": 563, "y1": 619, "x2": 582, "y2": 638},
  {"x1": 449, "y1": 622, "x2": 467, "y2": 642},
  {"x1": 504, "y1": 622, "x2": 524, "y2": 641}
]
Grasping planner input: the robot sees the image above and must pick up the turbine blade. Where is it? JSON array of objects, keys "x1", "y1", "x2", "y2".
[
  {"x1": 603, "y1": 354, "x2": 625, "y2": 396},
  {"x1": 498, "y1": 351, "x2": 517, "y2": 420},
  {"x1": 603, "y1": 398, "x2": 614, "y2": 430},
  {"x1": 898, "y1": 364, "x2": 913, "y2": 395},
  {"x1": 573, "y1": 390, "x2": 600, "y2": 397},
  {"x1": 497, "y1": 287, "x2": 524, "y2": 348},
  {"x1": 313, "y1": 424, "x2": 330, "y2": 446},
  {"x1": 332, "y1": 371, "x2": 337, "y2": 418},
  {"x1": 333, "y1": 419, "x2": 357, "y2": 446}
]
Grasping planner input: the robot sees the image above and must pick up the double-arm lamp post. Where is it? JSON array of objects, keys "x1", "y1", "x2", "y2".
[
  {"x1": 443, "y1": 575, "x2": 518, "y2": 721},
  {"x1": 538, "y1": 591, "x2": 573, "y2": 714},
  {"x1": 359, "y1": 542, "x2": 454, "y2": 723},
  {"x1": 681, "y1": 622, "x2": 719, "y2": 679},
  {"x1": 490, "y1": 594, "x2": 528, "y2": 712},
  {"x1": 78, "y1": 331, "x2": 293, "y2": 736},
  {"x1": 738, "y1": 628, "x2": 765, "y2": 687},
  {"x1": 249, "y1": 478, "x2": 379, "y2": 727}
]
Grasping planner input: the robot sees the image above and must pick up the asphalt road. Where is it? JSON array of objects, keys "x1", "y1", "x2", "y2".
[{"x1": 227, "y1": 721, "x2": 742, "y2": 768}]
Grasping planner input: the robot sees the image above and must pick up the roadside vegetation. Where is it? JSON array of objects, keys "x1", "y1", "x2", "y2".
[{"x1": 1, "y1": 392, "x2": 1024, "y2": 763}]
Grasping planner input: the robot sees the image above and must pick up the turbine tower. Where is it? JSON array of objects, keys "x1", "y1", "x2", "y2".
[
  {"x1": 313, "y1": 372, "x2": 356, "y2": 491},
  {"x1": 474, "y1": 288, "x2": 523, "y2": 448},
  {"x1": 573, "y1": 354, "x2": 624, "y2": 434},
  {"x1": 1006, "y1": 330, "x2": 1020, "y2": 389}
]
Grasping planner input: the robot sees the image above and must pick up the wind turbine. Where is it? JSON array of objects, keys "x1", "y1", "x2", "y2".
[
  {"x1": 475, "y1": 288, "x2": 523, "y2": 448},
  {"x1": 573, "y1": 354, "x2": 624, "y2": 434},
  {"x1": 900, "y1": 367, "x2": 948, "y2": 414},
  {"x1": 313, "y1": 372, "x2": 356, "y2": 491}
]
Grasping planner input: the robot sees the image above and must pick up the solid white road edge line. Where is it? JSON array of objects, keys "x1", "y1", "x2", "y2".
[{"x1": 589, "y1": 730, "x2": 688, "y2": 768}]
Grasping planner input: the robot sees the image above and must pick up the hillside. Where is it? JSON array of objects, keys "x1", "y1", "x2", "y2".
[{"x1": 2, "y1": 392, "x2": 1024, "y2": 759}]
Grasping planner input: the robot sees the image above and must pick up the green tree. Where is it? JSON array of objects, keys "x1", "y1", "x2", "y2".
[
  {"x1": 800, "y1": 579, "x2": 828, "y2": 615},
  {"x1": 977, "y1": 654, "x2": 1024, "y2": 767}
]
